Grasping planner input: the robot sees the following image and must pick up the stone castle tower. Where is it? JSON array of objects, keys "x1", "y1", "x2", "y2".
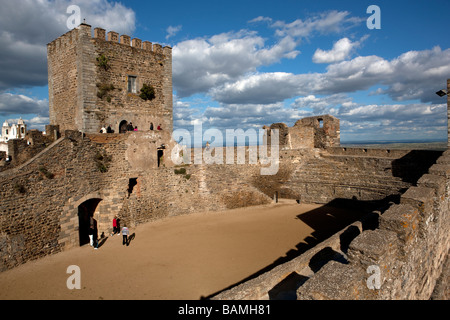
[{"x1": 47, "y1": 23, "x2": 173, "y2": 134}]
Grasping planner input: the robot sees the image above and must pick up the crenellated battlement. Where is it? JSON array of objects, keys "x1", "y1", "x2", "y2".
[
  {"x1": 93, "y1": 26, "x2": 171, "y2": 56},
  {"x1": 47, "y1": 24, "x2": 172, "y2": 57}
]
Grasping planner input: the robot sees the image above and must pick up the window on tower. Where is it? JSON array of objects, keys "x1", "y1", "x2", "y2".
[{"x1": 128, "y1": 76, "x2": 137, "y2": 93}]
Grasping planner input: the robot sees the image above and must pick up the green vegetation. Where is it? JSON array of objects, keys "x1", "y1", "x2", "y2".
[
  {"x1": 94, "y1": 152, "x2": 112, "y2": 173},
  {"x1": 174, "y1": 167, "x2": 191, "y2": 180},
  {"x1": 174, "y1": 167, "x2": 186, "y2": 175},
  {"x1": 96, "y1": 54, "x2": 110, "y2": 70},
  {"x1": 96, "y1": 83, "x2": 115, "y2": 102},
  {"x1": 139, "y1": 83, "x2": 156, "y2": 101}
]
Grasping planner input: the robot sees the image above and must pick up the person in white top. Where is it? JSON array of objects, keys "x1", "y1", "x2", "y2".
[{"x1": 122, "y1": 224, "x2": 129, "y2": 246}]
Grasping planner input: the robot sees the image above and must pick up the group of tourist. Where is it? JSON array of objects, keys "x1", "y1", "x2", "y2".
[
  {"x1": 123, "y1": 122, "x2": 138, "y2": 132},
  {"x1": 99, "y1": 125, "x2": 114, "y2": 133},
  {"x1": 111, "y1": 216, "x2": 131, "y2": 246},
  {"x1": 149, "y1": 122, "x2": 163, "y2": 131},
  {"x1": 100, "y1": 122, "x2": 163, "y2": 133},
  {"x1": 88, "y1": 216, "x2": 132, "y2": 250}
]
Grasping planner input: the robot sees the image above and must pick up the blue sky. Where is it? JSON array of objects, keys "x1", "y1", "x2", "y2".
[{"x1": 1, "y1": 0, "x2": 450, "y2": 142}]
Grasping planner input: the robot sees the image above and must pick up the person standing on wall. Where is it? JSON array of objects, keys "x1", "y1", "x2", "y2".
[
  {"x1": 122, "y1": 224, "x2": 130, "y2": 246},
  {"x1": 150, "y1": 122, "x2": 154, "y2": 131}
]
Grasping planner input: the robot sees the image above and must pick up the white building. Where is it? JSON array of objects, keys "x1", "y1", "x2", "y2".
[{"x1": 0, "y1": 118, "x2": 27, "y2": 155}]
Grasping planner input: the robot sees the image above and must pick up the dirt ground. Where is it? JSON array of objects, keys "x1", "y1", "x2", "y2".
[{"x1": 0, "y1": 200, "x2": 361, "y2": 300}]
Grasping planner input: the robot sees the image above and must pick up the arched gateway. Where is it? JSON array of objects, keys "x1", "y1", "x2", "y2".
[{"x1": 77, "y1": 198, "x2": 102, "y2": 246}]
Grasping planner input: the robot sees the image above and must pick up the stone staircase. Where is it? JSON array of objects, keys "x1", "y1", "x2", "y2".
[{"x1": 282, "y1": 151, "x2": 412, "y2": 203}]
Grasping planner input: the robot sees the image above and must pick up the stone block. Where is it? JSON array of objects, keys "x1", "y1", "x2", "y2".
[
  {"x1": 347, "y1": 229, "x2": 398, "y2": 269},
  {"x1": 120, "y1": 34, "x2": 131, "y2": 46},
  {"x1": 132, "y1": 38, "x2": 142, "y2": 49},
  {"x1": 94, "y1": 28, "x2": 106, "y2": 40},
  {"x1": 428, "y1": 163, "x2": 450, "y2": 178},
  {"x1": 436, "y1": 156, "x2": 450, "y2": 164},
  {"x1": 143, "y1": 41, "x2": 152, "y2": 51},
  {"x1": 417, "y1": 174, "x2": 446, "y2": 198},
  {"x1": 297, "y1": 261, "x2": 371, "y2": 300},
  {"x1": 107, "y1": 31, "x2": 119, "y2": 42},
  {"x1": 400, "y1": 186, "x2": 435, "y2": 215},
  {"x1": 379, "y1": 204, "x2": 419, "y2": 244},
  {"x1": 153, "y1": 43, "x2": 163, "y2": 54}
]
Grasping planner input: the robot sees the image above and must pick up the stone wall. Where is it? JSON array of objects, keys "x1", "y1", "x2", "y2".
[
  {"x1": 264, "y1": 115, "x2": 340, "y2": 150},
  {"x1": 91, "y1": 27, "x2": 173, "y2": 134},
  {"x1": 294, "y1": 115, "x2": 340, "y2": 148},
  {"x1": 4, "y1": 130, "x2": 55, "y2": 169},
  {"x1": 47, "y1": 24, "x2": 172, "y2": 135},
  {"x1": 0, "y1": 133, "x2": 273, "y2": 271},
  {"x1": 277, "y1": 148, "x2": 442, "y2": 204},
  {"x1": 47, "y1": 26, "x2": 80, "y2": 131},
  {"x1": 447, "y1": 79, "x2": 450, "y2": 148},
  {"x1": 211, "y1": 150, "x2": 450, "y2": 300},
  {"x1": 1, "y1": 132, "x2": 447, "y2": 301},
  {"x1": 0, "y1": 132, "x2": 108, "y2": 270}
]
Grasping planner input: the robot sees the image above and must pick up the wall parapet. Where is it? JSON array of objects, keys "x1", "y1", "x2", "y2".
[
  {"x1": 93, "y1": 26, "x2": 171, "y2": 55},
  {"x1": 212, "y1": 150, "x2": 450, "y2": 300},
  {"x1": 328, "y1": 146, "x2": 411, "y2": 158},
  {"x1": 47, "y1": 24, "x2": 172, "y2": 56}
]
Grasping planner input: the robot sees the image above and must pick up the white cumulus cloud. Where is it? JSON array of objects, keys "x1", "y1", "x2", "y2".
[
  {"x1": 0, "y1": 0, "x2": 136, "y2": 91},
  {"x1": 313, "y1": 37, "x2": 362, "y2": 63}
]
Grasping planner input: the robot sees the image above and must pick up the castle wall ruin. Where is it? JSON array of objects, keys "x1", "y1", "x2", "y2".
[
  {"x1": 264, "y1": 115, "x2": 340, "y2": 150},
  {"x1": 0, "y1": 23, "x2": 448, "y2": 299},
  {"x1": 212, "y1": 149, "x2": 450, "y2": 300},
  {"x1": 1, "y1": 128, "x2": 447, "y2": 293}
]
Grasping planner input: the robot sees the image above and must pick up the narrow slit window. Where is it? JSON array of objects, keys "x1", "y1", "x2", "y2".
[
  {"x1": 128, "y1": 178, "x2": 138, "y2": 197},
  {"x1": 128, "y1": 76, "x2": 137, "y2": 93}
]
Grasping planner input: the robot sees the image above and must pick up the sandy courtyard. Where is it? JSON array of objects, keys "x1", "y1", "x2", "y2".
[{"x1": 0, "y1": 201, "x2": 361, "y2": 300}]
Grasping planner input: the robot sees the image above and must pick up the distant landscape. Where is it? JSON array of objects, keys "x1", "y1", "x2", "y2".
[{"x1": 341, "y1": 140, "x2": 447, "y2": 151}]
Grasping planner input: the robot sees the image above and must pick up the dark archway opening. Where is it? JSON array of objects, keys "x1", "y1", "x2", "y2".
[
  {"x1": 128, "y1": 178, "x2": 138, "y2": 197},
  {"x1": 157, "y1": 149, "x2": 164, "y2": 167},
  {"x1": 78, "y1": 198, "x2": 102, "y2": 246},
  {"x1": 318, "y1": 118, "x2": 323, "y2": 128},
  {"x1": 119, "y1": 120, "x2": 128, "y2": 133}
]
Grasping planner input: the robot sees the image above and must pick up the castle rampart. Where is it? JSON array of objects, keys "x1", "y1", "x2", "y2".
[
  {"x1": 211, "y1": 150, "x2": 450, "y2": 300},
  {"x1": 1, "y1": 20, "x2": 449, "y2": 298},
  {"x1": 1, "y1": 129, "x2": 446, "y2": 280}
]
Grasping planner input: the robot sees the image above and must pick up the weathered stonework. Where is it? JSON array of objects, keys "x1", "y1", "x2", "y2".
[
  {"x1": 0, "y1": 24, "x2": 448, "y2": 300},
  {"x1": 212, "y1": 150, "x2": 450, "y2": 300},
  {"x1": 47, "y1": 24, "x2": 173, "y2": 135},
  {"x1": 264, "y1": 114, "x2": 340, "y2": 150}
]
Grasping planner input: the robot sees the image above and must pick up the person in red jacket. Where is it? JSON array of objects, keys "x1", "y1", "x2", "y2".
[{"x1": 111, "y1": 216, "x2": 118, "y2": 236}]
